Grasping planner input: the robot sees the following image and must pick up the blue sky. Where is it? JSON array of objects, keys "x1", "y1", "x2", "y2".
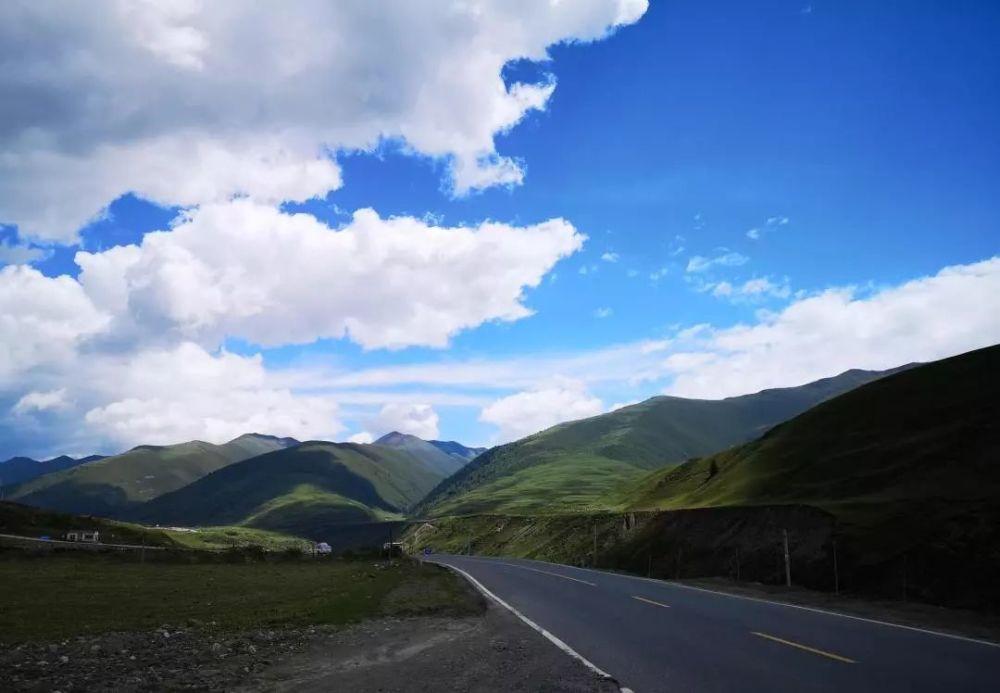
[{"x1": 1, "y1": 1, "x2": 998, "y2": 456}]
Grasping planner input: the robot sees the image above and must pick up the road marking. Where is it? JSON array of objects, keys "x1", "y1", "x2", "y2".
[
  {"x1": 633, "y1": 595, "x2": 671, "y2": 609},
  {"x1": 429, "y1": 560, "x2": 626, "y2": 690},
  {"x1": 752, "y1": 632, "x2": 857, "y2": 664},
  {"x1": 497, "y1": 561, "x2": 597, "y2": 586},
  {"x1": 479, "y1": 556, "x2": 1000, "y2": 649}
]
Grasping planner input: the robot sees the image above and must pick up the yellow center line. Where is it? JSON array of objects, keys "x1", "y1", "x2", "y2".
[
  {"x1": 633, "y1": 595, "x2": 671, "y2": 609},
  {"x1": 497, "y1": 562, "x2": 597, "y2": 586},
  {"x1": 752, "y1": 632, "x2": 857, "y2": 664}
]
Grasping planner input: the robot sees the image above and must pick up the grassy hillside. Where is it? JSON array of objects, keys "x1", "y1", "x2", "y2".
[
  {"x1": 374, "y1": 432, "x2": 471, "y2": 477},
  {"x1": 0, "y1": 454, "x2": 104, "y2": 487},
  {"x1": 0, "y1": 500, "x2": 178, "y2": 546},
  {"x1": 419, "y1": 366, "x2": 901, "y2": 515},
  {"x1": 129, "y1": 441, "x2": 445, "y2": 537},
  {"x1": 428, "y1": 439, "x2": 486, "y2": 462},
  {"x1": 620, "y1": 345, "x2": 999, "y2": 513},
  {"x1": 10, "y1": 434, "x2": 293, "y2": 517}
]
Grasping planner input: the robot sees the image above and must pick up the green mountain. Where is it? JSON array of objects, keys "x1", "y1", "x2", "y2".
[
  {"x1": 0, "y1": 454, "x2": 104, "y2": 488},
  {"x1": 127, "y1": 441, "x2": 446, "y2": 537},
  {"x1": 374, "y1": 432, "x2": 476, "y2": 477},
  {"x1": 428, "y1": 439, "x2": 486, "y2": 462},
  {"x1": 9, "y1": 433, "x2": 295, "y2": 517},
  {"x1": 620, "y1": 344, "x2": 1000, "y2": 513},
  {"x1": 418, "y1": 366, "x2": 906, "y2": 516}
]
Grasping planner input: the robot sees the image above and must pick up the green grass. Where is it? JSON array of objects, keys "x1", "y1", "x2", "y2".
[
  {"x1": 129, "y1": 442, "x2": 443, "y2": 537},
  {"x1": 0, "y1": 556, "x2": 482, "y2": 642},
  {"x1": 0, "y1": 500, "x2": 177, "y2": 546},
  {"x1": 619, "y1": 344, "x2": 1000, "y2": 513},
  {"x1": 418, "y1": 366, "x2": 897, "y2": 516},
  {"x1": 161, "y1": 526, "x2": 314, "y2": 552},
  {"x1": 9, "y1": 434, "x2": 290, "y2": 518}
]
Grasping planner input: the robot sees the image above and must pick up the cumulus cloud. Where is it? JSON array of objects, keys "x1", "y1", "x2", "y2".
[
  {"x1": 601, "y1": 252, "x2": 620, "y2": 263},
  {"x1": 0, "y1": 1, "x2": 647, "y2": 241},
  {"x1": 0, "y1": 265, "x2": 110, "y2": 381},
  {"x1": 373, "y1": 403, "x2": 440, "y2": 440},
  {"x1": 665, "y1": 257, "x2": 1000, "y2": 398},
  {"x1": 347, "y1": 431, "x2": 374, "y2": 445},
  {"x1": 686, "y1": 252, "x2": 749, "y2": 273},
  {"x1": 80, "y1": 343, "x2": 342, "y2": 447},
  {"x1": 594, "y1": 307, "x2": 614, "y2": 318},
  {"x1": 0, "y1": 201, "x2": 579, "y2": 451},
  {"x1": 12, "y1": 389, "x2": 68, "y2": 415},
  {"x1": 480, "y1": 378, "x2": 604, "y2": 442},
  {"x1": 73, "y1": 200, "x2": 582, "y2": 350}
]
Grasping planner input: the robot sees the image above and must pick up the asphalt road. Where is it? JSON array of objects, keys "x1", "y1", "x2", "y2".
[{"x1": 428, "y1": 554, "x2": 1000, "y2": 693}]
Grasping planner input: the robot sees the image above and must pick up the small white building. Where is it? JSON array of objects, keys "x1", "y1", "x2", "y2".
[
  {"x1": 65, "y1": 530, "x2": 100, "y2": 543},
  {"x1": 314, "y1": 542, "x2": 332, "y2": 554}
]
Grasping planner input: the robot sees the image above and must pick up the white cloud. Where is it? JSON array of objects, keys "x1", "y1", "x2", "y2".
[
  {"x1": 594, "y1": 307, "x2": 614, "y2": 318},
  {"x1": 480, "y1": 378, "x2": 604, "y2": 442},
  {"x1": 0, "y1": 1, "x2": 648, "y2": 242},
  {"x1": 372, "y1": 403, "x2": 439, "y2": 440},
  {"x1": 0, "y1": 265, "x2": 110, "y2": 382},
  {"x1": 76, "y1": 200, "x2": 583, "y2": 350},
  {"x1": 13, "y1": 389, "x2": 68, "y2": 415},
  {"x1": 710, "y1": 277, "x2": 791, "y2": 302},
  {"x1": 305, "y1": 256, "x2": 1000, "y2": 407},
  {"x1": 601, "y1": 252, "x2": 620, "y2": 263},
  {"x1": 665, "y1": 257, "x2": 1000, "y2": 398},
  {"x1": 0, "y1": 240, "x2": 50, "y2": 266},
  {"x1": 347, "y1": 431, "x2": 374, "y2": 444},
  {"x1": 686, "y1": 252, "x2": 749, "y2": 273},
  {"x1": 747, "y1": 216, "x2": 789, "y2": 241}
]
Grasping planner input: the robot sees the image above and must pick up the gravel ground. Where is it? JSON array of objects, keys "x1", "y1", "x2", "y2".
[
  {"x1": 244, "y1": 604, "x2": 619, "y2": 693},
  {"x1": 1, "y1": 606, "x2": 618, "y2": 692},
  {"x1": 0, "y1": 622, "x2": 324, "y2": 692}
]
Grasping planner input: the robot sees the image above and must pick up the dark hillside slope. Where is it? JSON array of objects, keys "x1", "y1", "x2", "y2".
[
  {"x1": 129, "y1": 441, "x2": 444, "y2": 537},
  {"x1": 622, "y1": 344, "x2": 1000, "y2": 511},
  {"x1": 10, "y1": 434, "x2": 292, "y2": 517},
  {"x1": 419, "y1": 366, "x2": 904, "y2": 515},
  {"x1": 428, "y1": 440, "x2": 486, "y2": 462},
  {"x1": 0, "y1": 454, "x2": 104, "y2": 487},
  {"x1": 373, "y1": 432, "x2": 471, "y2": 477}
]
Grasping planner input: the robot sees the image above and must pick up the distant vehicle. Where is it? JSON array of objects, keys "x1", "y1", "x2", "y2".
[
  {"x1": 64, "y1": 530, "x2": 100, "y2": 543},
  {"x1": 39, "y1": 535, "x2": 51, "y2": 541},
  {"x1": 423, "y1": 547, "x2": 433, "y2": 555},
  {"x1": 314, "y1": 542, "x2": 332, "y2": 554}
]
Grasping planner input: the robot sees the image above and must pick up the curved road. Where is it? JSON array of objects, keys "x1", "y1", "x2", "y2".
[{"x1": 428, "y1": 554, "x2": 1000, "y2": 693}]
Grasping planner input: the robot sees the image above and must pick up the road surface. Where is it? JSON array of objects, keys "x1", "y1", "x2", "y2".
[{"x1": 428, "y1": 554, "x2": 1000, "y2": 693}]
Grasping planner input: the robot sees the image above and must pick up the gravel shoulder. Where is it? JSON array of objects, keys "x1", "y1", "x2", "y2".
[{"x1": 244, "y1": 604, "x2": 618, "y2": 693}]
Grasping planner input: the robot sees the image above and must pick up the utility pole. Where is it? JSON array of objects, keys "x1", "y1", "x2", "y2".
[
  {"x1": 140, "y1": 535, "x2": 146, "y2": 565},
  {"x1": 832, "y1": 537, "x2": 839, "y2": 595},
  {"x1": 783, "y1": 529, "x2": 792, "y2": 587},
  {"x1": 466, "y1": 532, "x2": 471, "y2": 556},
  {"x1": 735, "y1": 546, "x2": 741, "y2": 582},
  {"x1": 592, "y1": 522, "x2": 598, "y2": 568}
]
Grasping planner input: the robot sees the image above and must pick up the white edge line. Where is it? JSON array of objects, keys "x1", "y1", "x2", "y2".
[
  {"x1": 492, "y1": 556, "x2": 1000, "y2": 650},
  {"x1": 429, "y1": 560, "x2": 627, "y2": 690}
]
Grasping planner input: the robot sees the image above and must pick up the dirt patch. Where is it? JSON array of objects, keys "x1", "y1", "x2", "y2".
[
  {"x1": 243, "y1": 605, "x2": 619, "y2": 693},
  {"x1": 0, "y1": 622, "x2": 323, "y2": 692}
]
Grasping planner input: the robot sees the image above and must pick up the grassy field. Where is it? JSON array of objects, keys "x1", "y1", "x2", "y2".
[{"x1": 0, "y1": 555, "x2": 482, "y2": 642}]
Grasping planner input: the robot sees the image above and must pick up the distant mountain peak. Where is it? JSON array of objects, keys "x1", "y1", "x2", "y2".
[{"x1": 374, "y1": 431, "x2": 420, "y2": 445}]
